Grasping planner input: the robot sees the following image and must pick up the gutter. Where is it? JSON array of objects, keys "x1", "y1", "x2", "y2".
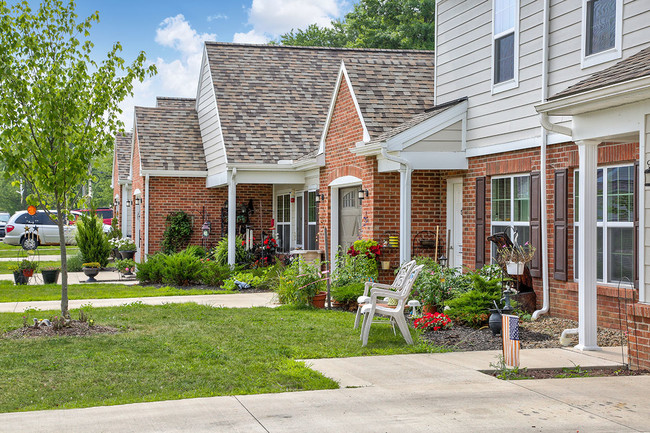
[{"x1": 381, "y1": 148, "x2": 413, "y2": 263}]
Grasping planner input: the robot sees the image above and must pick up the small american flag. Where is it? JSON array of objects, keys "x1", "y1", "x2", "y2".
[{"x1": 501, "y1": 314, "x2": 520, "y2": 367}]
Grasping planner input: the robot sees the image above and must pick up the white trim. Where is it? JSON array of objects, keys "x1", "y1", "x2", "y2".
[
  {"x1": 641, "y1": 114, "x2": 647, "y2": 303},
  {"x1": 198, "y1": 45, "x2": 228, "y2": 167},
  {"x1": 328, "y1": 175, "x2": 362, "y2": 187},
  {"x1": 206, "y1": 171, "x2": 228, "y2": 188},
  {"x1": 133, "y1": 188, "x2": 141, "y2": 196},
  {"x1": 491, "y1": 0, "x2": 520, "y2": 94},
  {"x1": 144, "y1": 174, "x2": 150, "y2": 261},
  {"x1": 446, "y1": 178, "x2": 464, "y2": 269},
  {"x1": 466, "y1": 136, "x2": 542, "y2": 158},
  {"x1": 580, "y1": 0, "x2": 623, "y2": 69},
  {"x1": 318, "y1": 62, "x2": 371, "y2": 155},
  {"x1": 434, "y1": 3, "x2": 439, "y2": 106},
  {"x1": 140, "y1": 170, "x2": 207, "y2": 177}
]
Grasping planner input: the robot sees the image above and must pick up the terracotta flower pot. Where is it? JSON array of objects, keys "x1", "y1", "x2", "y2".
[
  {"x1": 22, "y1": 269, "x2": 34, "y2": 278},
  {"x1": 422, "y1": 304, "x2": 437, "y2": 314},
  {"x1": 310, "y1": 291, "x2": 327, "y2": 308}
]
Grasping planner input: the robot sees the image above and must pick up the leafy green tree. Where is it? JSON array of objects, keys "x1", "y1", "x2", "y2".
[
  {"x1": 278, "y1": 0, "x2": 436, "y2": 50},
  {"x1": 0, "y1": 0, "x2": 156, "y2": 315}
]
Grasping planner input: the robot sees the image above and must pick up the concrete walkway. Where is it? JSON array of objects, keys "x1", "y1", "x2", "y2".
[
  {"x1": 0, "y1": 346, "x2": 646, "y2": 432},
  {"x1": 0, "y1": 269, "x2": 140, "y2": 285},
  {"x1": 0, "y1": 292, "x2": 277, "y2": 313}
]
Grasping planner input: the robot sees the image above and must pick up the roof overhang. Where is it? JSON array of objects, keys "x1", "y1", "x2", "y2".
[
  {"x1": 536, "y1": 75, "x2": 650, "y2": 116},
  {"x1": 140, "y1": 170, "x2": 208, "y2": 177}
]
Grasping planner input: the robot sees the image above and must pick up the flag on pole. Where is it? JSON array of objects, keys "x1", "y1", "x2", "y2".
[{"x1": 501, "y1": 314, "x2": 520, "y2": 367}]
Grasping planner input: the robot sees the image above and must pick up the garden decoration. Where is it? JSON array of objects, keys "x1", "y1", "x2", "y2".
[
  {"x1": 82, "y1": 262, "x2": 101, "y2": 282},
  {"x1": 110, "y1": 238, "x2": 137, "y2": 260},
  {"x1": 41, "y1": 266, "x2": 61, "y2": 284},
  {"x1": 16, "y1": 258, "x2": 38, "y2": 278}
]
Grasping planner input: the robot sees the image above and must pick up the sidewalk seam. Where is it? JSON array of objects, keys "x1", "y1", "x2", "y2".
[{"x1": 234, "y1": 396, "x2": 270, "y2": 433}]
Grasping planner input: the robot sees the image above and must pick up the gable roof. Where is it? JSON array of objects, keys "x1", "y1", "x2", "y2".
[
  {"x1": 134, "y1": 100, "x2": 206, "y2": 173},
  {"x1": 550, "y1": 46, "x2": 650, "y2": 100},
  {"x1": 114, "y1": 132, "x2": 132, "y2": 182},
  {"x1": 156, "y1": 97, "x2": 197, "y2": 110},
  {"x1": 204, "y1": 42, "x2": 434, "y2": 164}
]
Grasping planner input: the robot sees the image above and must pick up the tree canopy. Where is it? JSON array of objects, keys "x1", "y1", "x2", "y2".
[
  {"x1": 0, "y1": 0, "x2": 156, "y2": 314},
  {"x1": 279, "y1": 0, "x2": 435, "y2": 50}
]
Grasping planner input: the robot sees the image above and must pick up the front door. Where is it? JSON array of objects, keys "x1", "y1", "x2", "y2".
[
  {"x1": 134, "y1": 200, "x2": 141, "y2": 262},
  {"x1": 339, "y1": 186, "x2": 361, "y2": 252},
  {"x1": 448, "y1": 179, "x2": 464, "y2": 269}
]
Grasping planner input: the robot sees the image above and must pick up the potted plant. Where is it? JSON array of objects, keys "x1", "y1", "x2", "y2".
[
  {"x1": 17, "y1": 259, "x2": 38, "y2": 278},
  {"x1": 41, "y1": 266, "x2": 61, "y2": 284},
  {"x1": 115, "y1": 258, "x2": 136, "y2": 276},
  {"x1": 110, "y1": 238, "x2": 137, "y2": 260},
  {"x1": 82, "y1": 262, "x2": 101, "y2": 282},
  {"x1": 496, "y1": 242, "x2": 536, "y2": 275}
]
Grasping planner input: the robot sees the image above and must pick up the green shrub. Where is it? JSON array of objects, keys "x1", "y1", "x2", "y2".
[
  {"x1": 161, "y1": 250, "x2": 203, "y2": 286},
  {"x1": 274, "y1": 258, "x2": 325, "y2": 306},
  {"x1": 135, "y1": 253, "x2": 167, "y2": 284},
  {"x1": 161, "y1": 211, "x2": 193, "y2": 254},
  {"x1": 222, "y1": 271, "x2": 266, "y2": 291},
  {"x1": 75, "y1": 211, "x2": 110, "y2": 267},
  {"x1": 445, "y1": 273, "x2": 502, "y2": 327},
  {"x1": 331, "y1": 282, "x2": 365, "y2": 310},
  {"x1": 66, "y1": 252, "x2": 84, "y2": 272},
  {"x1": 184, "y1": 245, "x2": 206, "y2": 258},
  {"x1": 333, "y1": 252, "x2": 377, "y2": 286},
  {"x1": 209, "y1": 236, "x2": 250, "y2": 266},
  {"x1": 198, "y1": 260, "x2": 233, "y2": 286}
]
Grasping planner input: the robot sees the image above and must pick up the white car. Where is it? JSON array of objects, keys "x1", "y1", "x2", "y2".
[
  {"x1": 3, "y1": 210, "x2": 80, "y2": 249},
  {"x1": 0, "y1": 212, "x2": 10, "y2": 238}
]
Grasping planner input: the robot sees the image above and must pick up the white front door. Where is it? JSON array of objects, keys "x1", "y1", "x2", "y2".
[
  {"x1": 134, "y1": 200, "x2": 141, "y2": 262},
  {"x1": 447, "y1": 178, "x2": 464, "y2": 269},
  {"x1": 339, "y1": 186, "x2": 361, "y2": 252}
]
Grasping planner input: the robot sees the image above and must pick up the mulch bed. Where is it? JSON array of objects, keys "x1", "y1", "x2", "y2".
[
  {"x1": 3, "y1": 320, "x2": 119, "y2": 338},
  {"x1": 485, "y1": 367, "x2": 650, "y2": 380}
]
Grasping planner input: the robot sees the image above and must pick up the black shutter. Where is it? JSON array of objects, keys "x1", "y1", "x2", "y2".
[
  {"x1": 476, "y1": 177, "x2": 486, "y2": 268},
  {"x1": 554, "y1": 169, "x2": 568, "y2": 281},
  {"x1": 634, "y1": 161, "x2": 639, "y2": 289},
  {"x1": 529, "y1": 171, "x2": 542, "y2": 278}
]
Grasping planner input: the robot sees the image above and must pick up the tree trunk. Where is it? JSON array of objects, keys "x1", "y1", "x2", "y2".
[{"x1": 55, "y1": 200, "x2": 69, "y2": 317}]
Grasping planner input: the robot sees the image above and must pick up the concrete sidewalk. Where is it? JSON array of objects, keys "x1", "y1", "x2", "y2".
[
  {"x1": 0, "y1": 346, "x2": 647, "y2": 432},
  {"x1": 0, "y1": 269, "x2": 140, "y2": 285},
  {"x1": 0, "y1": 292, "x2": 277, "y2": 313}
]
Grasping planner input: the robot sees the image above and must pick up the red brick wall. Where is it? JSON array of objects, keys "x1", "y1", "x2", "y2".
[
  {"x1": 628, "y1": 303, "x2": 650, "y2": 370},
  {"x1": 131, "y1": 129, "x2": 144, "y2": 247}
]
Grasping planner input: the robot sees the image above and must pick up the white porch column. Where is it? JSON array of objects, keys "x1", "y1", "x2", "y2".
[
  {"x1": 576, "y1": 140, "x2": 600, "y2": 351},
  {"x1": 400, "y1": 167, "x2": 413, "y2": 263},
  {"x1": 228, "y1": 169, "x2": 237, "y2": 267}
]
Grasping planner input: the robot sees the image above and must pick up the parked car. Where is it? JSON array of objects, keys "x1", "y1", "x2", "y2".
[
  {"x1": 74, "y1": 208, "x2": 113, "y2": 225},
  {"x1": 3, "y1": 210, "x2": 80, "y2": 249},
  {"x1": 0, "y1": 212, "x2": 10, "y2": 238}
]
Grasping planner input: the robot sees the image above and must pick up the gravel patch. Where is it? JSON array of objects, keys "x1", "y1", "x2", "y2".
[{"x1": 3, "y1": 320, "x2": 119, "y2": 338}]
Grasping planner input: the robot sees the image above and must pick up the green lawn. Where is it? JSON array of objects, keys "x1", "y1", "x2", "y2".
[
  {"x1": 0, "y1": 242, "x2": 79, "y2": 258},
  {"x1": 0, "y1": 260, "x2": 62, "y2": 274},
  {"x1": 0, "y1": 281, "x2": 230, "y2": 302},
  {"x1": 0, "y1": 303, "x2": 437, "y2": 412}
]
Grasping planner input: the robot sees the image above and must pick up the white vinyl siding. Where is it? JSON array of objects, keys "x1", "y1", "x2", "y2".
[{"x1": 196, "y1": 50, "x2": 227, "y2": 178}]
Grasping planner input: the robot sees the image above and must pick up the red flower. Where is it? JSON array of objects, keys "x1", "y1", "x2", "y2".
[{"x1": 264, "y1": 239, "x2": 268, "y2": 245}]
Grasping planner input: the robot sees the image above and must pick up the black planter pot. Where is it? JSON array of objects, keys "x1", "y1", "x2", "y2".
[
  {"x1": 13, "y1": 270, "x2": 28, "y2": 285},
  {"x1": 41, "y1": 269, "x2": 60, "y2": 284},
  {"x1": 82, "y1": 267, "x2": 100, "y2": 283},
  {"x1": 119, "y1": 250, "x2": 136, "y2": 260},
  {"x1": 488, "y1": 308, "x2": 514, "y2": 336}
]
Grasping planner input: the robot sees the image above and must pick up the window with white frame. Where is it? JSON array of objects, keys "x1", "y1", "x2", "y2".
[
  {"x1": 574, "y1": 165, "x2": 634, "y2": 283},
  {"x1": 582, "y1": 0, "x2": 622, "y2": 68},
  {"x1": 491, "y1": 175, "x2": 530, "y2": 259},
  {"x1": 492, "y1": 0, "x2": 518, "y2": 90},
  {"x1": 307, "y1": 191, "x2": 318, "y2": 250},
  {"x1": 276, "y1": 194, "x2": 291, "y2": 253}
]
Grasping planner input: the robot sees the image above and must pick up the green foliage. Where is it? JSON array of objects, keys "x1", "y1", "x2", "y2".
[
  {"x1": 445, "y1": 273, "x2": 502, "y2": 327},
  {"x1": 222, "y1": 271, "x2": 266, "y2": 291},
  {"x1": 333, "y1": 252, "x2": 378, "y2": 286},
  {"x1": 184, "y1": 245, "x2": 206, "y2": 258},
  {"x1": 490, "y1": 355, "x2": 528, "y2": 380},
  {"x1": 161, "y1": 211, "x2": 193, "y2": 253},
  {"x1": 209, "y1": 236, "x2": 250, "y2": 266},
  {"x1": 275, "y1": 258, "x2": 326, "y2": 306},
  {"x1": 135, "y1": 253, "x2": 167, "y2": 284},
  {"x1": 107, "y1": 217, "x2": 122, "y2": 241},
  {"x1": 75, "y1": 211, "x2": 110, "y2": 267},
  {"x1": 161, "y1": 250, "x2": 203, "y2": 286},
  {"x1": 115, "y1": 259, "x2": 135, "y2": 274},
  {"x1": 278, "y1": 0, "x2": 435, "y2": 50},
  {"x1": 411, "y1": 257, "x2": 474, "y2": 309},
  {"x1": 331, "y1": 282, "x2": 365, "y2": 309},
  {"x1": 0, "y1": 0, "x2": 155, "y2": 314},
  {"x1": 66, "y1": 252, "x2": 84, "y2": 272},
  {"x1": 198, "y1": 260, "x2": 234, "y2": 287}
]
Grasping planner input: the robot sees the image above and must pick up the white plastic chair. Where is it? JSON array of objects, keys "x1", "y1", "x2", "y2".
[
  {"x1": 360, "y1": 264, "x2": 425, "y2": 347},
  {"x1": 353, "y1": 260, "x2": 416, "y2": 330}
]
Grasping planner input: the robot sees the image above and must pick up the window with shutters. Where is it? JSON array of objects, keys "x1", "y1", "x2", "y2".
[
  {"x1": 276, "y1": 193, "x2": 291, "y2": 253},
  {"x1": 574, "y1": 164, "x2": 634, "y2": 283},
  {"x1": 491, "y1": 175, "x2": 530, "y2": 257}
]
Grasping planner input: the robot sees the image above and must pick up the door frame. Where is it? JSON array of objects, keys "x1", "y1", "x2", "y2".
[
  {"x1": 446, "y1": 177, "x2": 464, "y2": 269},
  {"x1": 328, "y1": 175, "x2": 362, "y2": 267}
]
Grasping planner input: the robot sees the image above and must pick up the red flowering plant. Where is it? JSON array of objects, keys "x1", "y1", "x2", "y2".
[
  {"x1": 250, "y1": 233, "x2": 278, "y2": 267},
  {"x1": 413, "y1": 312, "x2": 453, "y2": 332},
  {"x1": 347, "y1": 239, "x2": 381, "y2": 260}
]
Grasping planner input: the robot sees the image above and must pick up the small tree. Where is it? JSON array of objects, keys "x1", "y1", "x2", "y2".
[
  {"x1": 0, "y1": 0, "x2": 156, "y2": 315},
  {"x1": 75, "y1": 211, "x2": 110, "y2": 267}
]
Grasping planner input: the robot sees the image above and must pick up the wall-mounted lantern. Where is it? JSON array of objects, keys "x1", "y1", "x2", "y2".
[
  {"x1": 314, "y1": 191, "x2": 325, "y2": 204},
  {"x1": 134, "y1": 197, "x2": 142, "y2": 206},
  {"x1": 645, "y1": 161, "x2": 650, "y2": 186},
  {"x1": 126, "y1": 199, "x2": 132, "y2": 207},
  {"x1": 202, "y1": 221, "x2": 211, "y2": 238},
  {"x1": 358, "y1": 187, "x2": 369, "y2": 201}
]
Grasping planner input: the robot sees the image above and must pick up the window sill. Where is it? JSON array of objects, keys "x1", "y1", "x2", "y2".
[
  {"x1": 581, "y1": 47, "x2": 621, "y2": 69},
  {"x1": 491, "y1": 78, "x2": 518, "y2": 95}
]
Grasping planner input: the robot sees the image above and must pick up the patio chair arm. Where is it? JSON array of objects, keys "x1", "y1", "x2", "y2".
[{"x1": 370, "y1": 288, "x2": 408, "y2": 302}]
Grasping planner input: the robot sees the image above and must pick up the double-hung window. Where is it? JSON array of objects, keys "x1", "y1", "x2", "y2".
[
  {"x1": 276, "y1": 194, "x2": 291, "y2": 253},
  {"x1": 306, "y1": 191, "x2": 318, "y2": 250},
  {"x1": 492, "y1": 0, "x2": 519, "y2": 92},
  {"x1": 582, "y1": 0, "x2": 622, "y2": 68},
  {"x1": 574, "y1": 165, "x2": 634, "y2": 283},
  {"x1": 491, "y1": 175, "x2": 530, "y2": 256}
]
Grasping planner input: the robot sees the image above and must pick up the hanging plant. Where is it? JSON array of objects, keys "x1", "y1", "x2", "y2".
[{"x1": 162, "y1": 211, "x2": 193, "y2": 253}]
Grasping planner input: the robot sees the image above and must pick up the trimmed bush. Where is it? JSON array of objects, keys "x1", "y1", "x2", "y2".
[
  {"x1": 274, "y1": 258, "x2": 325, "y2": 306},
  {"x1": 161, "y1": 250, "x2": 203, "y2": 286},
  {"x1": 66, "y1": 252, "x2": 84, "y2": 272},
  {"x1": 135, "y1": 253, "x2": 167, "y2": 284},
  {"x1": 331, "y1": 282, "x2": 365, "y2": 310},
  {"x1": 445, "y1": 273, "x2": 502, "y2": 327},
  {"x1": 75, "y1": 211, "x2": 110, "y2": 267}
]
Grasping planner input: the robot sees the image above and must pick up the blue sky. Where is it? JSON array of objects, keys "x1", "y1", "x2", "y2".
[{"x1": 67, "y1": 0, "x2": 356, "y2": 129}]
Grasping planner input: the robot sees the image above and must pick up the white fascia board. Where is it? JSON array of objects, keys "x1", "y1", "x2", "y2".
[
  {"x1": 118, "y1": 179, "x2": 130, "y2": 186},
  {"x1": 466, "y1": 136, "x2": 541, "y2": 158},
  {"x1": 536, "y1": 76, "x2": 650, "y2": 116},
  {"x1": 235, "y1": 170, "x2": 306, "y2": 185},
  {"x1": 350, "y1": 141, "x2": 382, "y2": 156},
  {"x1": 402, "y1": 152, "x2": 468, "y2": 170},
  {"x1": 140, "y1": 170, "x2": 208, "y2": 177},
  {"x1": 206, "y1": 171, "x2": 228, "y2": 188},
  {"x1": 129, "y1": 120, "x2": 136, "y2": 181},
  {"x1": 318, "y1": 61, "x2": 371, "y2": 155},
  {"x1": 385, "y1": 100, "x2": 468, "y2": 151},
  {"x1": 572, "y1": 100, "x2": 650, "y2": 142},
  {"x1": 200, "y1": 45, "x2": 228, "y2": 166},
  {"x1": 292, "y1": 153, "x2": 325, "y2": 170}
]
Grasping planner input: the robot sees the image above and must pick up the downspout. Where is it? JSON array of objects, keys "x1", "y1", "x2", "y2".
[
  {"x1": 381, "y1": 147, "x2": 413, "y2": 263},
  {"x1": 144, "y1": 174, "x2": 150, "y2": 261},
  {"x1": 227, "y1": 167, "x2": 237, "y2": 267},
  {"x1": 533, "y1": 0, "x2": 553, "y2": 320}
]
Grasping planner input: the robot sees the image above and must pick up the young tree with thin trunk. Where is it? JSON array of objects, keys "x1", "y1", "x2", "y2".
[{"x1": 0, "y1": 0, "x2": 156, "y2": 315}]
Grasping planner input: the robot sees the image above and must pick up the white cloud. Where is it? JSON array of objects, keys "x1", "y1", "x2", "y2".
[
  {"x1": 232, "y1": 29, "x2": 269, "y2": 44},
  {"x1": 207, "y1": 14, "x2": 228, "y2": 22},
  {"x1": 237, "y1": 0, "x2": 345, "y2": 42},
  {"x1": 155, "y1": 14, "x2": 215, "y2": 56}
]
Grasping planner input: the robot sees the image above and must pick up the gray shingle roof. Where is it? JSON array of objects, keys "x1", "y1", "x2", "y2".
[
  {"x1": 205, "y1": 42, "x2": 435, "y2": 164},
  {"x1": 156, "y1": 97, "x2": 197, "y2": 109},
  {"x1": 134, "y1": 101, "x2": 206, "y2": 172},
  {"x1": 550, "y1": 46, "x2": 650, "y2": 100},
  {"x1": 115, "y1": 132, "x2": 132, "y2": 181}
]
